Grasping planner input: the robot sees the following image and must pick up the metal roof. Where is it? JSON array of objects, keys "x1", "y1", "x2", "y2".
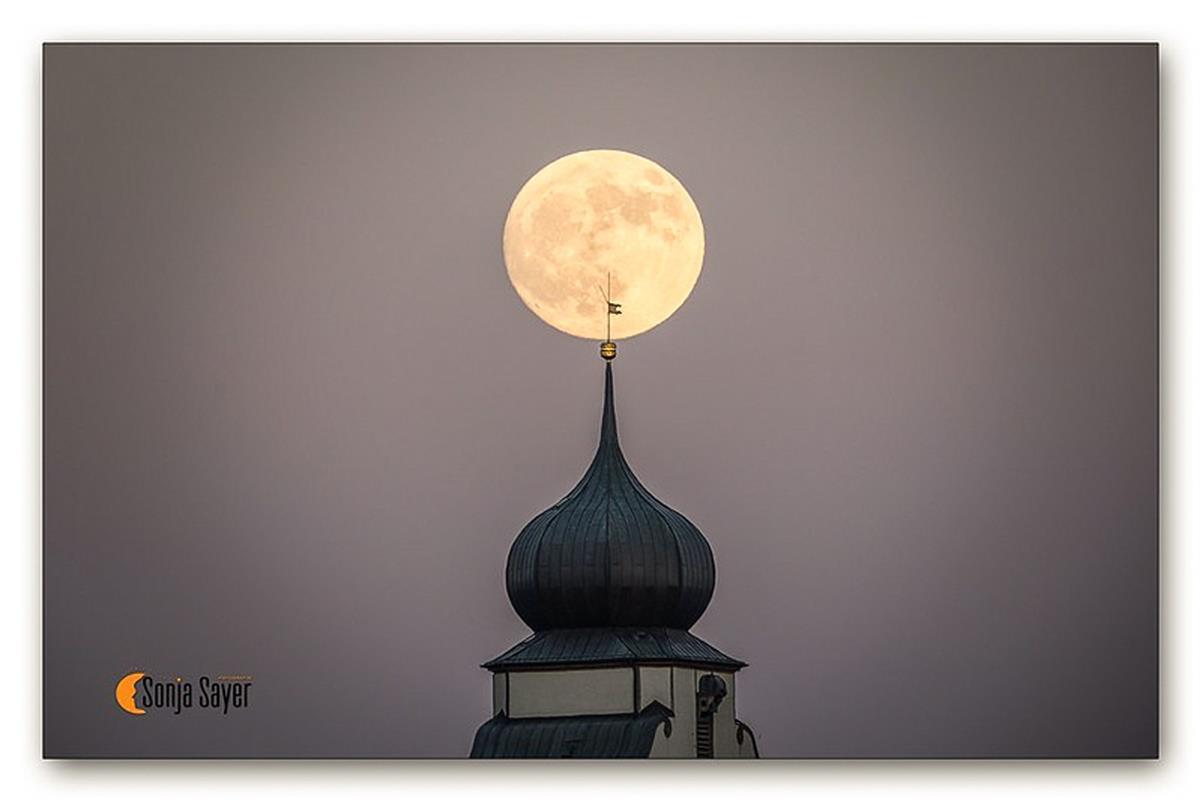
[
  {"x1": 505, "y1": 364, "x2": 716, "y2": 631},
  {"x1": 483, "y1": 627, "x2": 746, "y2": 671},
  {"x1": 470, "y1": 702, "x2": 672, "y2": 758}
]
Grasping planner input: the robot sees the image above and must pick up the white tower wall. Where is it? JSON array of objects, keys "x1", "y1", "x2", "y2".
[{"x1": 492, "y1": 664, "x2": 753, "y2": 758}]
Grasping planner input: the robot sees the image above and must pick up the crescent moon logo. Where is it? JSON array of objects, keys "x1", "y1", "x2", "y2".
[{"x1": 115, "y1": 672, "x2": 145, "y2": 715}]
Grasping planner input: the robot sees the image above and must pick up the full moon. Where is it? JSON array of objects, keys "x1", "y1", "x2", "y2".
[{"x1": 503, "y1": 149, "x2": 704, "y2": 340}]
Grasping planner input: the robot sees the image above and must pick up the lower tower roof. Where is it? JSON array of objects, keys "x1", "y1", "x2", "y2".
[{"x1": 470, "y1": 703, "x2": 672, "y2": 758}]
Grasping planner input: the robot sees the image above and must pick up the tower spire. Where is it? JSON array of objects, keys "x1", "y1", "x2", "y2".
[
  {"x1": 504, "y1": 362, "x2": 715, "y2": 631},
  {"x1": 599, "y1": 362, "x2": 617, "y2": 448}
]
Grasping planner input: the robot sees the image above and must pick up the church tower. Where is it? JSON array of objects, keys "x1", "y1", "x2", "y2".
[{"x1": 470, "y1": 363, "x2": 758, "y2": 758}]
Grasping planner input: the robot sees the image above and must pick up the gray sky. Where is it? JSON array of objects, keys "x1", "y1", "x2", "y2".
[{"x1": 44, "y1": 43, "x2": 1157, "y2": 757}]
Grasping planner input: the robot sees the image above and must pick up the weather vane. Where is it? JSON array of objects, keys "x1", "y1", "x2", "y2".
[{"x1": 597, "y1": 272, "x2": 622, "y2": 361}]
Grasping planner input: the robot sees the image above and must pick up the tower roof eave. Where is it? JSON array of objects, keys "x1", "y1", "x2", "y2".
[{"x1": 482, "y1": 627, "x2": 746, "y2": 672}]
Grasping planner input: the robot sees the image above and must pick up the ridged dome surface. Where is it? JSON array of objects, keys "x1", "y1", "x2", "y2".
[{"x1": 506, "y1": 364, "x2": 715, "y2": 631}]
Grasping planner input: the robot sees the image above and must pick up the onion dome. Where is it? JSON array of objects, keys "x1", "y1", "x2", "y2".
[{"x1": 506, "y1": 364, "x2": 716, "y2": 631}]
